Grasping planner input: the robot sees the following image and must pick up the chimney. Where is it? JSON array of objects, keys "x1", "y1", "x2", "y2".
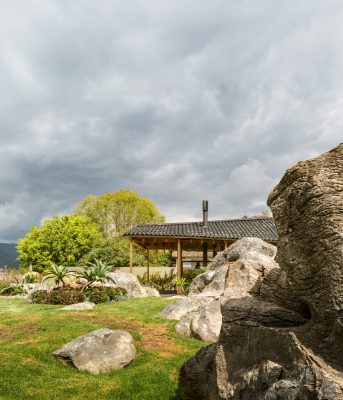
[{"x1": 202, "y1": 200, "x2": 208, "y2": 227}]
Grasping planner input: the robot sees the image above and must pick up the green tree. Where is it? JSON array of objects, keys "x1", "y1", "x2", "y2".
[
  {"x1": 241, "y1": 210, "x2": 271, "y2": 219},
  {"x1": 75, "y1": 189, "x2": 165, "y2": 238},
  {"x1": 17, "y1": 215, "x2": 103, "y2": 272}
]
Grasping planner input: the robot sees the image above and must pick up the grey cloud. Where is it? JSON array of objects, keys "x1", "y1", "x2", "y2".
[{"x1": 0, "y1": 0, "x2": 342, "y2": 241}]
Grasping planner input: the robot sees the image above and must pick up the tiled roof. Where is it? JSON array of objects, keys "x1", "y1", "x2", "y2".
[{"x1": 124, "y1": 218, "x2": 278, "y2": 241}]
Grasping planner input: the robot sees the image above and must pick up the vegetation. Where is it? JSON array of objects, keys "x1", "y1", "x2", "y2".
[
  {"x1": 182, "y1": 268, "x2": 205, "y2": 293},
  {"x1": 85, "y1": 287, "x2": 127, "y2": 303},
  {"x1": 241, "y1": 210, "x2": 270, "y2": 219},
  {"x1": 42, "y1": 263, "x2": 76, "y2": 287},
  {"x1": 17, "y1": 215, "x2": 103, "y2": 272},
  {"x1": 31, "y1": 287, "x2": 86, "y2": 305},
  {"x1": 77, "y1": 259, "x2": 115, "y2": 290},
  {"x1": 0, "y1": 298, "x2": 204, "y2": 400},
  {"x1": 138, "y1": 270, "x2": 176, "y2": 292},
  {"x1": 75, "y1": 189, "x2": 165, "y2": 238},
  {"x1": 0, "y1": 279, "x2": 26, "y2": 296}
]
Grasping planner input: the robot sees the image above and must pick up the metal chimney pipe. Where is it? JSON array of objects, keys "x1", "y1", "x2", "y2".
[{"x1": 202, "y1": 200, "x2": 208, "y2": 226}]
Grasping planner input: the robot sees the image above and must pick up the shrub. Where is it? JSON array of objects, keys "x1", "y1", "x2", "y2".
[
  {"x1": 182, "y1": 267, "x2": 205, "y2": 293},
  {"x1": 31, "y1": 287, "x2": 85, "y2": 305},
  {"x1": 85, "y1": 287, "x2": 127, "y2": 303},
  {"x1": 138, "y1": 270, "x2": 176, "y2": 291},
  {"x1": 0, "y1": 284, "x2": 26, "y2": 296},
  {"x1": 30, "y1": 290, "x2": 49, "y2": 304}
]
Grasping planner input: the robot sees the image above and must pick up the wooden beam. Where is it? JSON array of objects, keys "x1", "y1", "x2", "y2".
[
  {"x1": 130, "y1": 239, "x2": 134, "y2": 273},
  {"x1": 147, "y1": 249, "x2": 150, "y2": 283}
]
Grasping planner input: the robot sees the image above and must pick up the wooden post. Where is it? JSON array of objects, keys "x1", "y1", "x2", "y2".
[
  {"x1": 177, "y1": 239, "x2": 182, "y2": 294},
  {"x1": 224, "y1": 240, "x2": 228, "y2": 249},
  {"x1": 130, "y1": 239, "x2": 134, "y2": 274},
  {"x1": 203, "y1": 242, "x2": 208, "y2": 267},
  {"x1": 147, "y1": 249, "x2": 150, "y2": 283}
]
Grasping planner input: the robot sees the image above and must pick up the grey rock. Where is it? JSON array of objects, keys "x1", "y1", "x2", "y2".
[
  {"x1": 105, "y1": 271, "x2": 159, "y2": 298},
  {"x1": 52, "y1": 329, "x2": 136, "y2": 374},
  {"x1": 59, "y1": 301, "x2": 95, "y2": 311},
  {"x1": 160, "y1": 296, "x2": 214, "y2": 320}
]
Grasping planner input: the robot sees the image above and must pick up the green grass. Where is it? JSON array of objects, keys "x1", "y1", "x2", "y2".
[{"x1": 0, "y1": 298, "x2": 204, "y2": 400}]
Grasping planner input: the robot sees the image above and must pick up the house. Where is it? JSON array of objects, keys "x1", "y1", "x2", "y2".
[{"x1": 123, "y1": 201, "x2": 278, "y2": 279}]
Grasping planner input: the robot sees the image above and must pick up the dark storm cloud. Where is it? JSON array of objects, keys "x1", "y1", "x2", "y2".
[{"x1": 0, "y1": 0, "x2": 343, "y2": 241}]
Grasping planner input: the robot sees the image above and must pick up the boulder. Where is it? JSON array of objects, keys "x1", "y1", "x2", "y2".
[
  {"x1": 59, "y1": 301, "x2": 95, "y2": 311},
  {"x1": 175, "y1": 300, "x2": 222, "y2": 342},
  {"x1": 52, "y1": 329, "x2": 136, "y2": 374},
  {"x1": 178, "y1": 144, "x2": 343, "y2": 399},
  {"x1": 105, "y1": 271, "x2": 160, "y2": 298},
  {"x1": 161, "y1": 237, "x2": 278, "y2": 342}
]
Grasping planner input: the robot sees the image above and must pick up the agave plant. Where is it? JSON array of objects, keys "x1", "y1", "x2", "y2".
[
  {"x1": 42, "y1": 263, "x2": 75, "y2": 287},
  {"x1": 77, "y1": 259, "x2": 116, "y2": 290},
  {"x1": 175, "y1": 277, "x2": 187, "y2": 294}
]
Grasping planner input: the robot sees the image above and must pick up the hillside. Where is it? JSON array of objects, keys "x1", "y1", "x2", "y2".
[{"x1": 0, "y1": 243, "x2": 19, "y2": 267}]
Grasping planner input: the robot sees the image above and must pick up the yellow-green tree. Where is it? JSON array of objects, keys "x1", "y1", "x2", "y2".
[
  {"x1": 17, "y1": 215, "x2": 103, "y2": 272},
  {"x1": 76, "y1": 189, "x2": 165, "y2": 238}
]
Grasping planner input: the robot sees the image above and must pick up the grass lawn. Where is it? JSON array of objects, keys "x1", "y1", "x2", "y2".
[{"x1": 0, "y1": 297, "x2": 204, "y2": 400}]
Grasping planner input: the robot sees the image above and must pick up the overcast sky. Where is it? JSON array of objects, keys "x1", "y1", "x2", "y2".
[{"x1": 0, "y1": 0, "x2": 342, "y2": 242}]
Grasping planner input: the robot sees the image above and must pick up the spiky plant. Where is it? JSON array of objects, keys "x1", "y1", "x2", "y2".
[
  {"x1": 77, "y1": 259, "x2": 116, "y2": 290},
  {"x1": 42, "y1": 263, "x2": 75, "y2": 287}
]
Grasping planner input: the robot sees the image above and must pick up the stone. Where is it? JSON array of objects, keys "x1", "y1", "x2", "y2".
[
  {"x1": 143, "y1": 286, "x2": 160, "y2": 297},
  {"x1": 175, "y1": 300, "x2": 222, "y2": 342},
  {"x1": 52, "y1": 329, "x2": 136, "y2": 374},
  {"x1": 178, "y1": 144, "x2": 343, "y2": 399},
  {"x1": 105, "y1": 271, "x2": 159, "y2": 298},
  {"x1": 160, "y1": 296, "x2": 214, "y2": 320},
  {"x1": 59, "y1": 301, "x2": 95, "y2": 311},
  {"x1": 161, "y1": 237, "x2": 278, "y2": 342}
]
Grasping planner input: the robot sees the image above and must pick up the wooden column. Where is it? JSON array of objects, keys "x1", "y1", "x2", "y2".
[
  {"x1": 224, "y1": 240, "x2": 228, "y2": 249},
  {"x1": 129, "y1": 239, "x2": 134, "y2": 274},
  {"x1": 203, "y1": 242, "x2": 208, "y2": 267},
  {"x1": 147, "y1": 249, "x2": 150, "y2": 283},
  {"x1": 177, "y1": 239, "x2": 182, "y2": 294}
]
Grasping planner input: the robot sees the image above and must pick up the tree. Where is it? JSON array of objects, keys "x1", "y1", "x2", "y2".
[
  {"x1": 75, "y1": 189, "x2": 165, "y2": 238},
  {"x1": 241, "y1": 211, "x2": 271, "y2": 219},
  {"x1": 17, "y1": 215, "x2": 103, "y2": 272}
]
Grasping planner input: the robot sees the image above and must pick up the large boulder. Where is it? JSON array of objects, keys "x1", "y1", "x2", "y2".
[
  {"x1": 52, "y1": 329, "x2": 136, "y2": 374},
  {"x1": 161, "y1": 237, "x2": 278, "y2": 342},
  {"x1": 178, "y1": 144, "x2": 343, "y2": 399},
  {"x1": 105, "y1": 271, "x2": 159, "y2": 298}
]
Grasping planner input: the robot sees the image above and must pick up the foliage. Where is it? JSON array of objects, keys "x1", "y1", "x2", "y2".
[
  {"x1": 0, "y1": 298, "x2": 204, "y2": 400},
  {"x1": 0, "y1": 268, "x2": 23, "y2": 284},
  {"x1": 138, "y1": 270, "x2": 176, "y2": 292},
  {"x1": 31, "y1": 287, "x2": 86, "y2": 305},
  {"x1": 182, "y1": 267, "x2": 205, "y2": 293},
  {"x1": 85, "y1": 287, "x2": 127, "y2": 303},
  {"x1": 241, "y1": 210, "x2": 271, "y2": 219},
  {"x1": 75, "y1": 189, "x2": 165, "y2": 238},
  {"x1": 77, "y1": 259, "x2": 115, "y2": 289},
  {"x1": 24, "y1": 273, "x2": 38, "y2": 283},
  {"x1": 17, "y1": 215, "x2": 103, "y2": 272},
  {"x1": 80, "y1": 237, "x2": 145, "y2": 268},
  {"x1": 175, "y1": 277, "x2": 187, "y2": 294},
  {"x1": 0, "y1": 280, "x2": 26, "y2": 296},
  {"x1": 42, "y1": 263, "x2": 75, "y2": 287}
]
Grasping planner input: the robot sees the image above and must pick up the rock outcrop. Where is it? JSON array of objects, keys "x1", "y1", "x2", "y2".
[
  {"x1": 161, "y1": 237, "x2": 278, "y2": 342},
  {"x1": 178, "y1": 144, "x2": 343, "y2": 399},
  {"x1": 52, "y1": 329, "x2": 136, "y2": 374}
]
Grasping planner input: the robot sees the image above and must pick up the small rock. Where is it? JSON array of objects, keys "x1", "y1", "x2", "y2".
[
  {"x1": 52, "y1": 329, "x2": 136, "y2": 374},
  {"x1": 59, "y1": 301, "x2": 95, "y2": 311}
]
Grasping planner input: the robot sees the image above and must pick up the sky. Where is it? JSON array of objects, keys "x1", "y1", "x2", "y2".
[{"x1": 0, "y1": 0, "x2": 342, "y2": 242}]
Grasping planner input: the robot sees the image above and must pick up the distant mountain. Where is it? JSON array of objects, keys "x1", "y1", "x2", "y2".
[{"x1": 0, "y1": 243, "x2": 19, "y2": 268}]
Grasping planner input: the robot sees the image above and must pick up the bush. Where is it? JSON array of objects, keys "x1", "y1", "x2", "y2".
[
  {"x1": 0, "y1": 285, "x2": 26, "y2": 296},
  {"x1": 85, "y1": 287, "x2": 127, "y2": 303},
  {"x1": 182, "y1": 267, "x2": 205, "y2": 294},
  {"x1": 138, "y1": 270, "x2": 176, "y2": 291},
  {"x1": 31, "y1": 287, "x2": 86, "y2": 305},
  {"x1": 30, "y1": 290, "x2": 49, "y2": 304}
]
